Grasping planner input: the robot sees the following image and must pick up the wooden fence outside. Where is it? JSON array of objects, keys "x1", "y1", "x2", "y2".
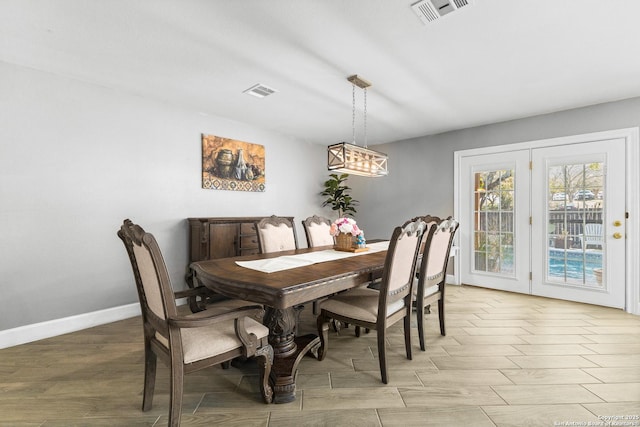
[{"x1": 476, "y1": 209, "x2": 603, "y2": 249}]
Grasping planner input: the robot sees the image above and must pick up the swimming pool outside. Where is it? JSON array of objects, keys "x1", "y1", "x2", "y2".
[
  {"x1": 548, "y1": 248, "x2": 603, "y2": 286},
  {"x1": 497, "y1": 247, "x2": 603, "y2": 285}
]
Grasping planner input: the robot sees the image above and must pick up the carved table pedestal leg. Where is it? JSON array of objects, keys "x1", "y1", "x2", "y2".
[{"x1": 263, "y1": 306, "x2": 319, "y2": 404}]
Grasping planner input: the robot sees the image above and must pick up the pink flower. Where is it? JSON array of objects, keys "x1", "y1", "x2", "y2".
[{"x1": 330, "y1": 217, "x2": 363, "y2": 236}]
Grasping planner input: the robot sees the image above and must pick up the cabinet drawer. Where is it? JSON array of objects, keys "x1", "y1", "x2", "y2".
[
  {"x1": 240, "y1": 235, "x2": 258, "y2": 249},
  {"x1": 239, "y1": 247, "x2": 259, "y2": 256},
  {"x1": 240, "y1": 222, "x2": 256, "y2": 234}
]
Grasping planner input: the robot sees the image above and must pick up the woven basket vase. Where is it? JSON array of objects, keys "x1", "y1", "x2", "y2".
[{"x1": 335, "y1": 233, "x2": 353, "y2": 250}]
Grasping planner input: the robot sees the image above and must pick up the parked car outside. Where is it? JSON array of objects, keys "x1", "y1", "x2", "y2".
[
  {"x1": 552, "y1": 192, "x2": 568, "y2": 201},
  {"x1": 554, "y1": 202, "x2": 576, "y2": 210},
  {"x1": 573, "y1": 190, "x2": 595, "y2": 200}
]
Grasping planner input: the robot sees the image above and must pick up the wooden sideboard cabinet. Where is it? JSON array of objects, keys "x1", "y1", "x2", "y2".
[
  {"x1": 188, "y1": 216, "x2": 295, "y2": 262},
  {"x1": 187, "y1": 216, "x2": 294, "y2": 310}
]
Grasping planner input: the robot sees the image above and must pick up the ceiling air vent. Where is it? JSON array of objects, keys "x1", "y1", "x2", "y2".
[
  {"x1": 411, "y1": 0, "x2": 472, "y2": 24},
  {"x1": 243, "y1": 83, "x2": 277, "y2": 98}
]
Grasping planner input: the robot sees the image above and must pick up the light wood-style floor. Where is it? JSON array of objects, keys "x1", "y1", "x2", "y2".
[{"x1": 1, "y1": 285, "x2": 639, "y2": 426}]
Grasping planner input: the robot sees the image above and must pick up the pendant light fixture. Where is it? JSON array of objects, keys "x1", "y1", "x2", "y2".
[{"x1": 327, "y1": 75, "x2": 388, "y2": 177}]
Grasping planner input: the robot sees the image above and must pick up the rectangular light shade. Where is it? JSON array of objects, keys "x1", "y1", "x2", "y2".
[{"x1": 327, "y1": 142, "x2": 388, "y2": 177}]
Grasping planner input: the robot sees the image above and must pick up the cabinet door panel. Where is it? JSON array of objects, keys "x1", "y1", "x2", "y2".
[{"x1": 208, "y1": 224, "x2": 238, "y2": 259}]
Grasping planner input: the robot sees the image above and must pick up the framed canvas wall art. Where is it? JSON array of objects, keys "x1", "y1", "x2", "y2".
[{"x1": 201, "y1": 134, "x2": 265, "y2": 192}]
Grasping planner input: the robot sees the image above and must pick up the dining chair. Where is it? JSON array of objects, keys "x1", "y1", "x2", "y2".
[
  {"x1": 255, "y1": 215, "x2": 298, "y2": 253},
  {"x1": 255, "y1": 215, "x2": 310, "y2": 329},
  {"x1": 301, "y1": 215, "x2": 336, "y2": 315},
  {"x1": 117, "y1": 219, "x2": 273, "y2": 426},
  {"x1": 413, "y1": 216, "x2": 459, "y2": 351},
  {"x1": 302, "y1": 215, "x2": 334, "y2": 248},
  {"x1": 316, "y1": 218, "x2": 426, "y2": 384}
]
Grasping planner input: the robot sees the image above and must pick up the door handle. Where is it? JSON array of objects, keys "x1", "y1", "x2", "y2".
[{"x1": 613, "y1": 232, "x2": 623, "y2": 239}]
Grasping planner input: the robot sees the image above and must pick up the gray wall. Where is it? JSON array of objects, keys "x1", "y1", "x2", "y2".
[
  {"x1": 0, "y1": 61, "x2": 331, "y2": 331},
  {"x1": 352, "y1": 97, "x2": 640, "y2": 237},
  {"x1": 2, "y1": 56, "x2": 639, "y2": 332}
]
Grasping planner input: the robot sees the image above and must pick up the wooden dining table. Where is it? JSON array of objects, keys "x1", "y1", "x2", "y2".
[{"x1": 189, "y1": 244, "x2": 387, "y2": 403}]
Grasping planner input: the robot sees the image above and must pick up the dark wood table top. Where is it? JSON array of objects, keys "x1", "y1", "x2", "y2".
[{"x1": 190, "y1": 245, "x2": 387, "y2": 309}]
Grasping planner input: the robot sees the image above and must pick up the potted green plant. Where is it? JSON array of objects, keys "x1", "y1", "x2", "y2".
[{"x1": 321, "y1": 173, "x2": 358, "y2": 218}]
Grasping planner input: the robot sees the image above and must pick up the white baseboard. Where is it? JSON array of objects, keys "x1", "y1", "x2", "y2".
[
  {"x1": 446, "y1": 273, "x2": 458, "y2": 285},
  {"x1": 0, "y1": 303, "x2": 141, "y2": 349}
]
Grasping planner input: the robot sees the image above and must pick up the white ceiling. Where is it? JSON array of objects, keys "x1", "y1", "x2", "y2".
[{"x1": 3, "y1": 0, "x2": 640, "y2": 146}]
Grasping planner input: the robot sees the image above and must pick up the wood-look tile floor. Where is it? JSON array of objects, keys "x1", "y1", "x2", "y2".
[{"x1": 1, "y1": 285, "x2": 639, "y2": 426}]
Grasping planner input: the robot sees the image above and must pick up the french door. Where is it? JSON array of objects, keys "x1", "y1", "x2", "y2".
[
  {"x1": 531, "y1": 139, "x2": 626, "y2": 308},
  {"x1": 458, "y1": 137, "x2": 627, "y2": 309},
  {"x1": 459, "y1": 150, "x2": 531, "y2": 293}
]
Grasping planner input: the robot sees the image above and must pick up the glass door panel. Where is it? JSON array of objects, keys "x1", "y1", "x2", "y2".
[
  {"x1": 473, "y1": 169, "x2": 515, "y2": 275},
  {"x1": 460, "y1": 150, "x2": 530, "y2": 294},
  {"x1": 547, "y1": 162, "x2": 604, "y2": 288}
]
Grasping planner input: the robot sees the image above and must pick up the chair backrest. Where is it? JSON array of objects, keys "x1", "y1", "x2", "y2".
[
  {"x1": 377, "y1": 218, "x2": 426, "y2": 317},
  {"x1": 420, "y1": 217, "x2": 459, "y2": 288},
  {"x1": 256, "y1": 215, "x2": 298, "y2": 253},
  {"x1": 302, "y1": 215, "x2": 334, "y2": 247},
  {"x1": 117, "y1": 219, "x2": 175, "y2": 337},
  {"x1": 404, "y1": 215, "x2": 441, "y2": 260},
  {"x1": 584, "y1": 223, "x2": 603, "y2": 244}
]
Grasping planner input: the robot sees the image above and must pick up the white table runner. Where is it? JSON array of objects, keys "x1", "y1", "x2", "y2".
[{"x1": 236, "y1": 241, "x2": 390, "y2": 273}]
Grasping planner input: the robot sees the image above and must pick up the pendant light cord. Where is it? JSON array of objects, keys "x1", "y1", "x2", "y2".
[
  {"x1": 363, "y1": 87, "x2": 368, "y2": 148},
  {"x1": 352, "y1": 83, "x2": 356, "y2": 145},
  {"x1": 351, "y1": 82, "x2": 368, "y2": 147}
]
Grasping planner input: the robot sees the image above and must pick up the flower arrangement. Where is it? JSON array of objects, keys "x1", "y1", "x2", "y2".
[
  {"x1": 331, "y1": 217, "x2": 367, "y2": 251},
  {"x1": 330, "y1": 217, "x2": 362, "y2": 237}
]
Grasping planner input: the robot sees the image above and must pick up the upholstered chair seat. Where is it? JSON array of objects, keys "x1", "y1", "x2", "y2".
[
  {"x1": 319, "y1": 287, "x2": 405, "y2": 323},
  {"x1": 154, "y1": 314, "x2": 268, "y2": 364}
]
